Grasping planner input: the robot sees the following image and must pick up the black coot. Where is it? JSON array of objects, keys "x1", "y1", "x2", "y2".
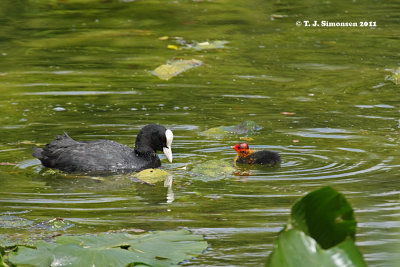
[{"x1": 32, "y1": 124, "x2": 173, "y2": 174}]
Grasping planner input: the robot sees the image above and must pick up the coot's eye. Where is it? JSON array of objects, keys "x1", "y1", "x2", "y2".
[{"x1": 161, "y1": 136, "x2": 166, "y2": 142}]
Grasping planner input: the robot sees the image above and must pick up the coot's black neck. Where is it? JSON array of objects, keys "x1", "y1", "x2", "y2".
[{"x1": 134, "y1": 145, "x2": 157, "y2": 157}]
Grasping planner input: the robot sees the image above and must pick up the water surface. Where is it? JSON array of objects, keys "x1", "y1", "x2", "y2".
[{"x1": 1, "y1": 0, "x2": 400, "y2": 266}]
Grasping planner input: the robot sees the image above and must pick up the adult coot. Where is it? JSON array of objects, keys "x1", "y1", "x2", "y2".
[
  {"x1": 232, "y1": 143, "x2": 280, "y2": 166},
  {"x1": 32, "y1": 124, "x2": 173, "y2": 174}
]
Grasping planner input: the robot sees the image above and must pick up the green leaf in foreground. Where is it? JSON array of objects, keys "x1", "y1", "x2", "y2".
[
  {"x1": 9, "y1": 230, "x2": 207, "y2": 267},
  {"x1": 267, "y1": 186, "x2": 366, "y2": 267},
  {"x1": 266, "y1": 230, "x2": 365, "y2": 267},
  {"x1": 290, "y1": 186, "x2": 356, "y2": 249},
  {"x1": 0, "y1": 246, "x2": 10, "y2": 267}
]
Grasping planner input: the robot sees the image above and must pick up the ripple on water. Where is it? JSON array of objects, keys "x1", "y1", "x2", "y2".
[
  {"x1": 22, "y1": 91, "x2": 137, "y2": 96},
  {"x1": 286, "y1": 127, "x2": 358, "y2": 139},
  {"x1": 233, "y1": 145, "x2": 390, "y2": 183}
]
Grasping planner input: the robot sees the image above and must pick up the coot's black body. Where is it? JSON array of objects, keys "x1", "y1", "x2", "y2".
[
  {"x1": 32, "y1": 124, "x2": 173, "y2": 174},
  {"x1": 235, "y1": 150, "x2": 281, "y2": 166}
]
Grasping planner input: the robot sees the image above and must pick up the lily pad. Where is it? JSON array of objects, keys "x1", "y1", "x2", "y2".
[
  {"x1": 9, "y1": 230, "x2": 208, "y2": 267},
  {"x1": 200, "y1": 127, "x2": 227, "y2": 138},
  {"x1": 152, "y1": 59, "x2": 202, "y2": 80},
  {"x1": 134, "y1": 168, "x2": 170, "y2": 184},
  {"x1": 224, "y1": 120, "x2": 263, "y2": 135},
  {"x1": 191, "y1": 160, "x2": 235, "y2": 181},
  {"x1": 267, "y1": 186, "x2": 366, "y2": 267}
]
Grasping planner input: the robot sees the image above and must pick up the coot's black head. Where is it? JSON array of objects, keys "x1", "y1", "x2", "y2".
[{"x1": 135, "y1": 124, "x2": 173, "y2": 162}]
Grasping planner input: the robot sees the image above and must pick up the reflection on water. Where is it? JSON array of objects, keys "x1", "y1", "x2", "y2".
[
  {"x1": 0, "y1": 0, "x2": 400, "y2": 266},
  {"x1": 164, "y1": 175, "x2": 175, "y2": 204}
]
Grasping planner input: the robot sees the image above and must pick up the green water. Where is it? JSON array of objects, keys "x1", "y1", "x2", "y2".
[{"x1": 1, "y1": 0, "x2": 400, "y2": 266}]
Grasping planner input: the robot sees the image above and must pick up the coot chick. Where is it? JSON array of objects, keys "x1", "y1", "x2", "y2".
[
  {"x1": 232, "y1": 143, "x2": 280, "y2": 166},
  {"x1": 32, "y1": 124, "x2": 173, "y2": 174}
]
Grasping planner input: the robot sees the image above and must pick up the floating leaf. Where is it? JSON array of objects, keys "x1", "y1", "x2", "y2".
[
  {"x1": 201, "y1": 120, "x2": 262, "y2": 138},
  {"x1": 189, "y1": 40, "x2": 229, "y2": 50},
  {"x1": 134, "y1": 168, "x2": 170, "y2": 184},
  {"x1": 201, "y1": 127, "x2": 227, "y2": 138},
  {"x1": 10, "y1": 241, "x2": 55, "y2": 267},
  {"x1": 152, "y1": 59, "x2": 202, "y2": 80},
  {"x1": 10, "y1": 242, "x2": 139, "y2": 267},
  {"x1": 226, "y1": 120, "x2": 262, "y2": 135},
  {"x1": 9, "y1": 230, "x2": 207, "y2": 267},
  {"x1": 168, "y1": 38, "x2": 228, "y2": 50},
  {"x1": 167, "y1": 44, "x2": 180, "y2": 50},
  {"x1": 191, "y1": 160, "x2": 235, "y2": 181},
  {"x1": 267, "y1": 186, "x2": 366, "y2": 267},
  {"x1": 0, "y1": 215, "x2": 34, "y2": 228},
  {"x1": 239, "y1": 136, "x2": 254, "y2": 141},
  {"x1": 280, "y1": 112, "x2": 296, "y2": 116}
]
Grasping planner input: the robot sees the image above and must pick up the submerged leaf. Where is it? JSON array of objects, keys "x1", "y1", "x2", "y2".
[
  {"x1": 201, "y1": 120, "x2": 262, "y2": 138},
  {"x1": 387, "y1": 67, "x2": 400, "y2": 85},
  {"x1": 0, "y1": 215, "x2": 34, "y2": 228},
  {"x1": 226, "y1": 120, "x2": 263, "y2": 135},
  {"x1": 169, "y1": 38, "x2": 228, "y2": 50},
  {"x1": 152, "y1": 59, "x2": 202, "y2": 80},
  {"x1": 35, "y1": 218, "x2": 75, "y2": 231}
]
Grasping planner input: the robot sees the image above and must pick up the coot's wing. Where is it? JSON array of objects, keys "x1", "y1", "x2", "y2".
[{"x1": 33, "y1": 134, "x2": 140, "y2": 173}]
